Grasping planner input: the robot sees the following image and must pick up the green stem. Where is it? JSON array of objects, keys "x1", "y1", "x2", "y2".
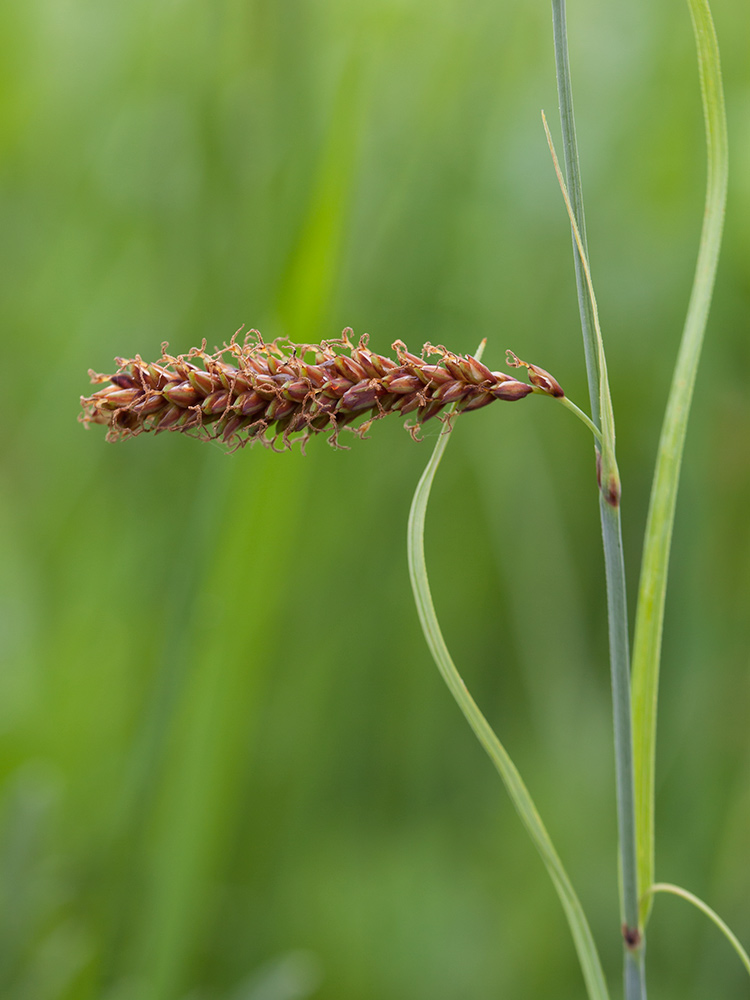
[
  {"x1": 555, "y1": 393, "x2": 602, "y2": 443},
  {"x1": 551, "y1": 2, "x2": 644, "y2": 996},
  {"x1": 550, "y1": 0, "x2": 598, "y2": 430}
]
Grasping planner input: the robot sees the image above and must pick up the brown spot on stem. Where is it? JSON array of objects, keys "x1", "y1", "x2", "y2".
[{"x1": 622, "y1": 924, "x2": 642, "y2": 950}]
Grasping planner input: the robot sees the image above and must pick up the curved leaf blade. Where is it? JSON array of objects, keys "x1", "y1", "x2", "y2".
[
  {"x1": 645, "y1": 883, "x2": 750, "y2": 979},
  {"x1": 407, "y1": 413, "x2": 610, "y2": 1000},
  {"x1": 631, "y1": 0, "x2": 729, "y2": 927}
]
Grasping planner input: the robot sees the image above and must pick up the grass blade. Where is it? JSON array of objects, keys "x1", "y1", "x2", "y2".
[
  {"x1": 631, "y1": 0, "x2": 729, "y2": 927},
  {"x1": 644, "y1": 883, "x2": 750, "y2": 979},
  {"x1": 407, "y1": 399, "x2": 610, "y2": 1000}
]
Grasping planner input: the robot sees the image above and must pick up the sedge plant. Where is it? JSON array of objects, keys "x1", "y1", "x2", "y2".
[{"x1": 78, "y1": 1, "x2": 744, "y2": 996}]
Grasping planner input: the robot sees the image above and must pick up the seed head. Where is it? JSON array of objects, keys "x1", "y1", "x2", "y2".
[
  {"x1": 80, "y1": 329, "x2": 541, "y2": 451},
  {"x1": 505, "y1": 349, "x2": 565, "y2": 398}
]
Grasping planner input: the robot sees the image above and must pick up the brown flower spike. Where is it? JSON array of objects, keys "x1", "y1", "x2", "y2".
[{"x1": 80, "y1": 329, "x2": 562, "y2": 451}]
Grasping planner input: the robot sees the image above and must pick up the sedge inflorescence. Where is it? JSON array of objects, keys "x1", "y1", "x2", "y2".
[{"x1": 80, "y1": 329, "x2": 562, "y2": 451}]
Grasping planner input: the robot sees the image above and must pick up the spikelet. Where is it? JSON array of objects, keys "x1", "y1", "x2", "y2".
[{"x1": 80, "y1": 329, "x2": 559, "y2": 451}]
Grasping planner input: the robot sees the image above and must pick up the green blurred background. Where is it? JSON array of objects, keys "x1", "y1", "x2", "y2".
[{"x1": 1, "y1": 0, "x2": 748, "y2": 997}]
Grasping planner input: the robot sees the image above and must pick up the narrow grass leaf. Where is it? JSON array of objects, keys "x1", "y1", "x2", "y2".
[
  {"x1": 644, "y1": 883, "x2": 750, "y2": 979},
  {"x1": 631, "y1": 0, "x2": 729, "y2": 927},
  {"x1": 407, "y1": 375, "x2": 610, "y2": 1000}
]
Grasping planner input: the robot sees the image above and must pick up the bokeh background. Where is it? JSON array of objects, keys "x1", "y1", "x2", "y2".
[{"x1": 1, "y1": 1, "x2": 749, "y2": 997}]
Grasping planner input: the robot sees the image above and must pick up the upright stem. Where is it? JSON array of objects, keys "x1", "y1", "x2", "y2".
[
  {"x1": 550, "y1": 0, "x2": 598, "y2": 429},
  {"x1": 550, "y1": 3, "x2": 645, "y2": 997},
  {"x1": 600, "y1": 500, "x2": 645, "y2": 996}
]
